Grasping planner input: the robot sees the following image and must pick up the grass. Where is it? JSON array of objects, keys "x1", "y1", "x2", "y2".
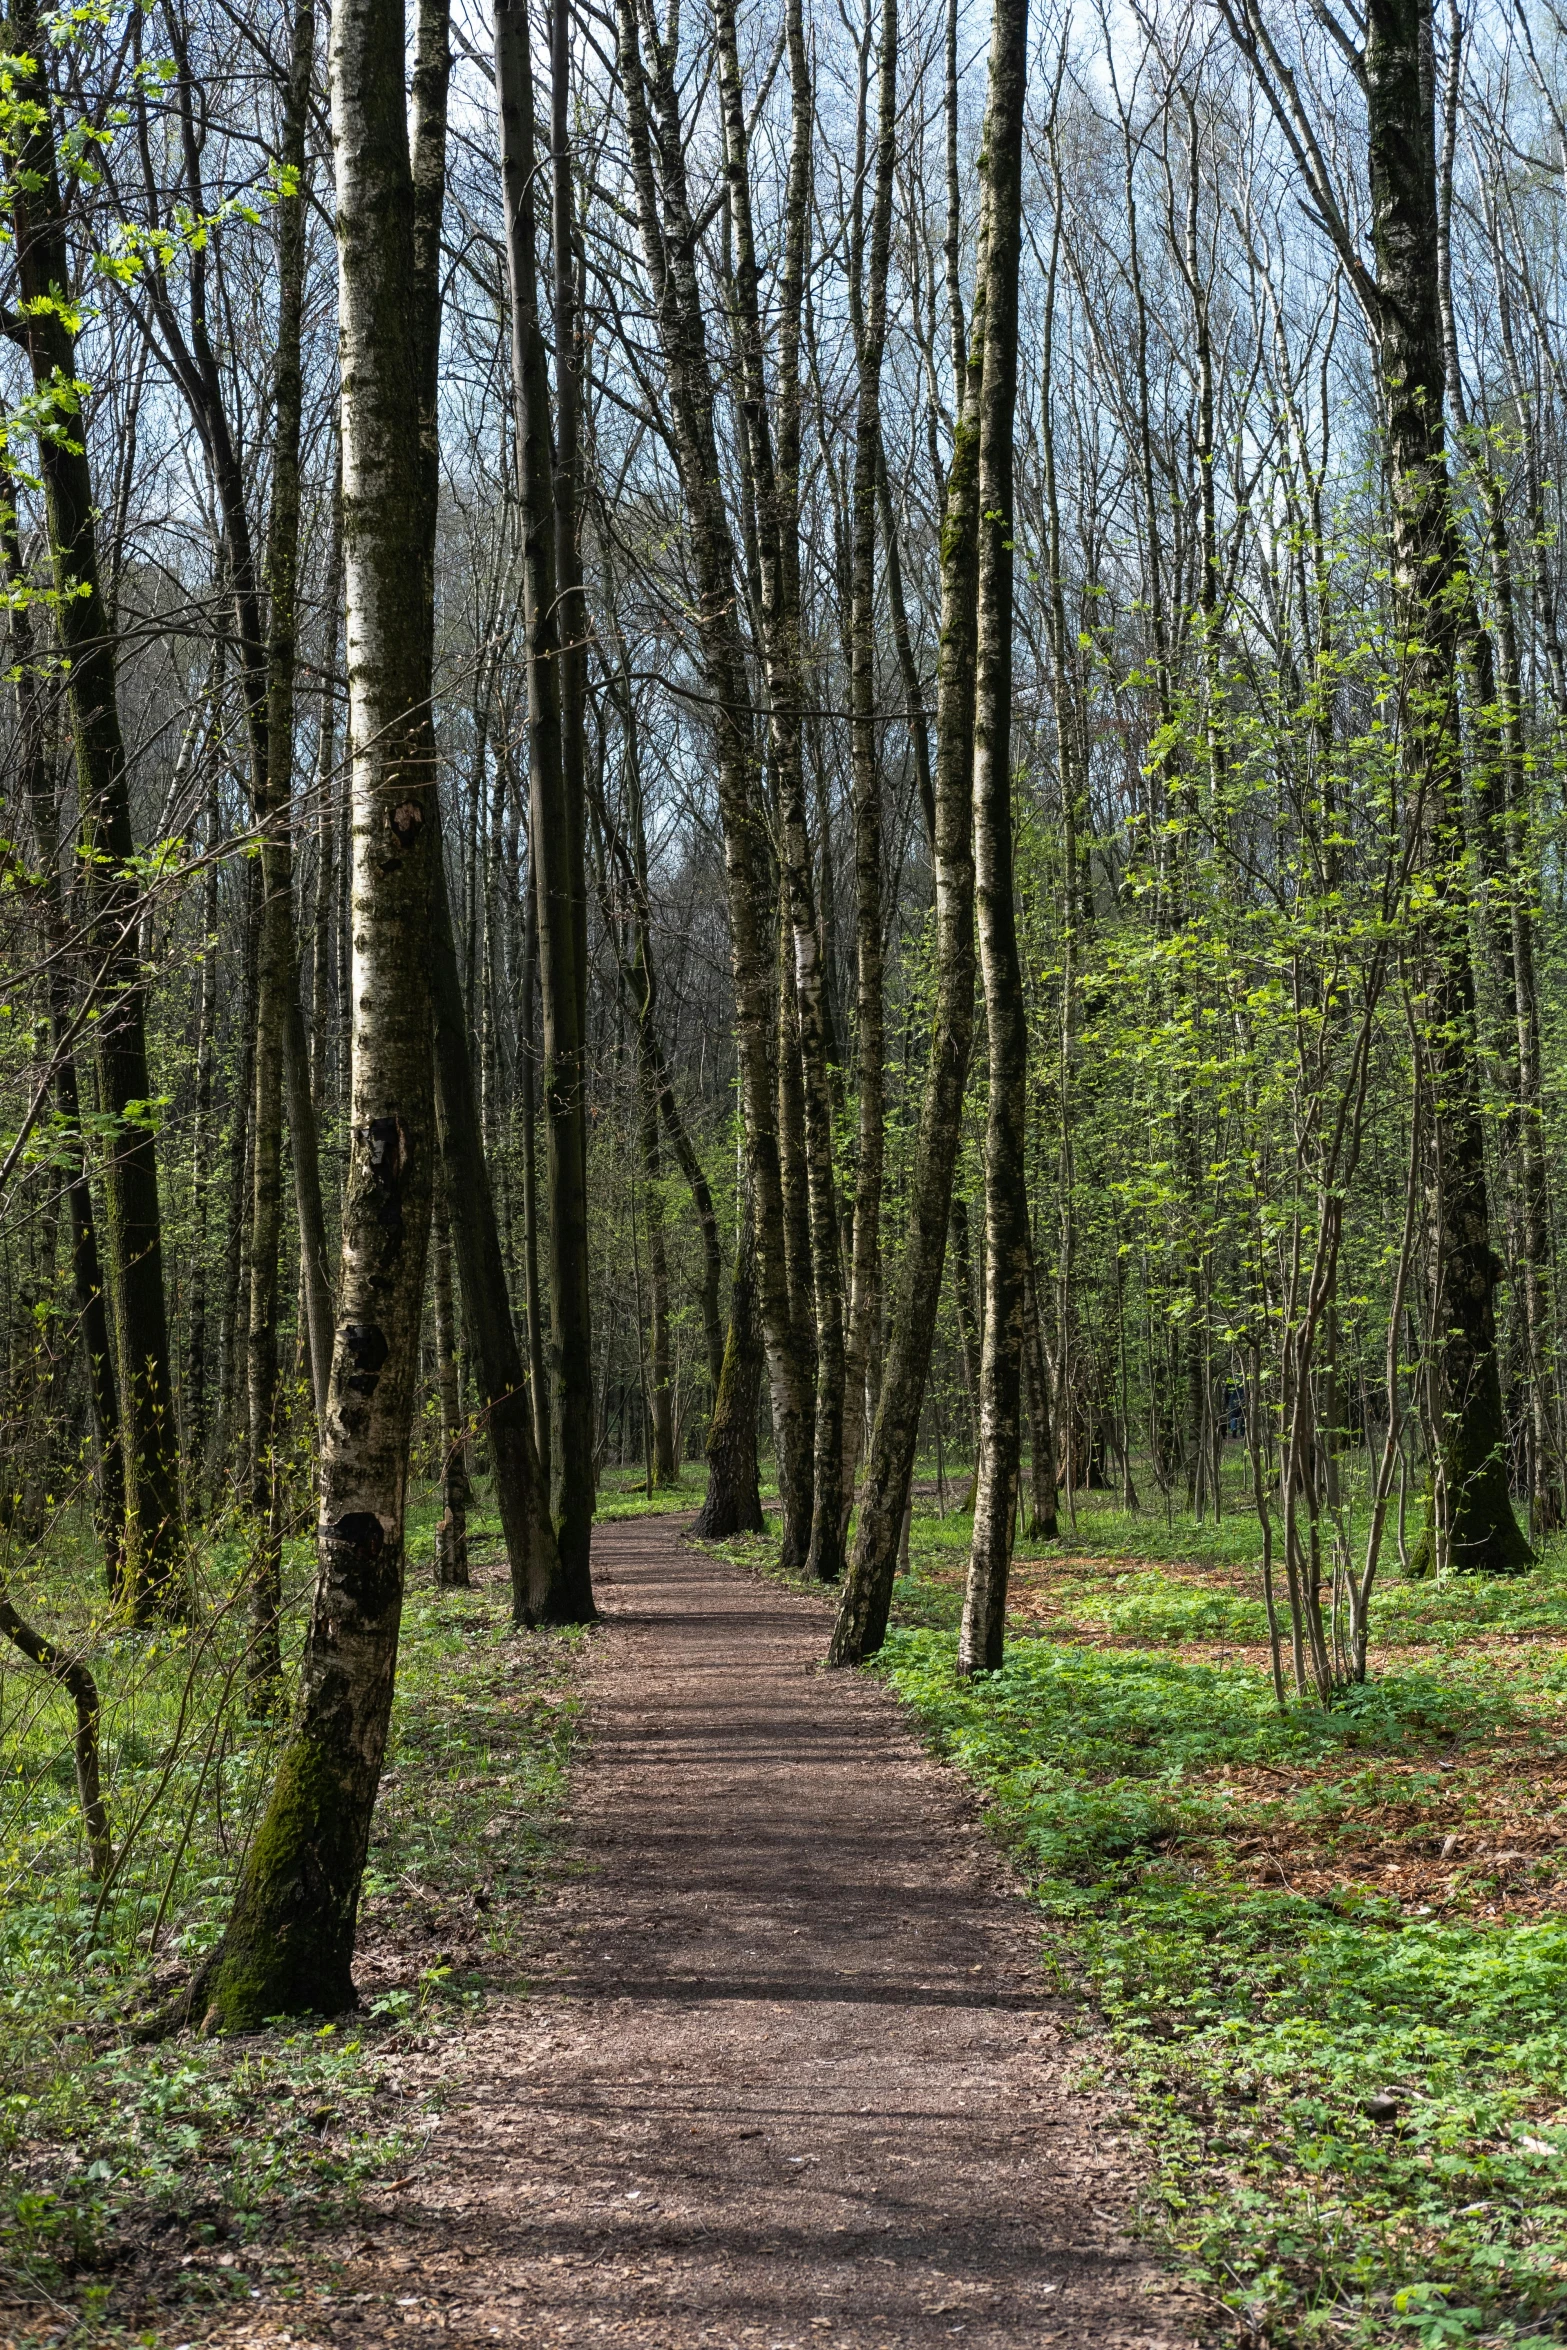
[
  {"x1": 592, "y1": 1462, "x2": 718, "y2": 1520},
  {"x1": 858, "y1": 1463, "x2": 1567, "y2": 2347},
  {"x1": 0, "y1": 1478, "x2": 585, "y2": 2335}
]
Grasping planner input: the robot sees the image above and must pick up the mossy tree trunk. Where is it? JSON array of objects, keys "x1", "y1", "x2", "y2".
[{"x1": 192, "y1": 0, "x2": 446, "y2": 2031}]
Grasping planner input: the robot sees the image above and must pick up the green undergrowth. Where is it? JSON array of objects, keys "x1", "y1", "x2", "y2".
[
  {"x1": 593, "y1": 1463, "x2": 716, "y2": 1519},
  {"x1": 877, "y1": 1530, "x2": 1567, "y2": 2349},
  {"x1": 898, "y1": 1483, "x2": 1567, "y2": 1672},
  {"x1": 0, "y1": 1488, "x2": 584, "y2": 2329}
]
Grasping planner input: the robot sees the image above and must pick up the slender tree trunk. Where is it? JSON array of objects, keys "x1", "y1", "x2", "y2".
[
  {"x1": 713, "y1": 0, "x2": 844, "y2": 1581},
  {"x1": 1022, "y1": 1232, "x2": 1058, "y2": 1540},
  {"x1": 432, "y1": 1172, "x2": 471, "y2": 1586},
  {"x1": 311, "y1": 457, "x2": 344, "y2": 1123},
  {"x1": 217, "y1": 864, "x2": 260, "y2": 1496},
  {"x1": 841, "y1": 0, "x2": 898, "y2": 1528},
  {"x1": 551, "y1": 0, "x2": 592, "y2": 1175},
  {"x1": 186, "y1": 769, "x2": 220, "y2": 1512},
  {"x1": 150, "y1": 3, "x2": 335, "y2": 1433},
  {"x1": 495, "y1": 0, "x2": 596, "y2": 1612},
  {"x1": 828, "y1": 17, "x2": 982, "y2": 1662},
  {"x1": 659, "y1": 1085, "x2": 725, "y2": 1405},
  {"x1": 614, "y1": 0, "x2": 816, "y2": 1566},
  {"x1": 0, "y1": 1593, "x2": 112, "y2": 1879},
  {"x1": 244, "y1": 0, "x2": 325, "y2": 1707},
  {"x1": 9, "y1": 0, "x2": 184, "y2": 1619},
  {"x1": 596, "y1": 616, "x2": 728, "y2": 1405},
  {"x1": 959, "y1": 0, "x2": 1030, "y2": 1676},
  {"x1": 777, "y1": 929, "x2": 817, "y2": 1425},
  {"x1": 1432, "y1": 31, "x2": 1562, "y2": 1537},
  {"x1": 639, "y1": 1046, "x2": 676, "y2": 1485},
  {"x1": 950, "y1": 1196, "x2": 981, "y2": 1469},
  {"x1": 876, "y1": 444, "x2": 935, "y2": 852},
  {"x1": 0, "y1": 472, "x2": 126, "y2": 1589},
  {"x1": 519, "y1": 853, "x2": 550, "y2": 1485},
  {"x1": 193, "y1": 0, "x2": 445, "y2": 2030},
  {"x1": 693, "y1": 1191, "x2": 766, "y2": 1539},
  {"x1": 432, "y1": 811, "x2": 564, "y2": 1620},
  {"x1": 274, "y1": 0, "x2": 334, "y2": 1432}
]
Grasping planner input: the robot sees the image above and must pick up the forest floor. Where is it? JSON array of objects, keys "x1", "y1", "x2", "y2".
[
  {"x1": 2, "y1": 1507, "x2": 1196, "y2": 2349},
  {"x1": 772, "y1": 1493, "x2": 1567, "y2": 2350},
  {"x1": 6, "y1": 1474, "x2": 1567, "y2": 2348}
]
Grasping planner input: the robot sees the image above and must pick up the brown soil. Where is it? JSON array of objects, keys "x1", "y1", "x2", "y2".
[{"x1": 204, "y1": 1513, "x2": 1196, "y2": 2349}]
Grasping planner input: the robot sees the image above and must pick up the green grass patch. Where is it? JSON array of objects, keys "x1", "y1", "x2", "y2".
[{"x1": 878, "y1": 1545, "x2": 1567, "y2": 2347}]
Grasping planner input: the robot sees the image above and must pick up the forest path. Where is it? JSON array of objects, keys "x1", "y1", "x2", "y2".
[{"x1": 240, "y1": 1515, "x2": 1195, "y2": 2348}]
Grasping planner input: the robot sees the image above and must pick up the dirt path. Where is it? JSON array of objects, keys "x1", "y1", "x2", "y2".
[{"x1": 237, "y1": 1515, "x2": 1196, "y2": 2348}]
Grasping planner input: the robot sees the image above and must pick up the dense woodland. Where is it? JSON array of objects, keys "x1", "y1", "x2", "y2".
[{"x1": 2, "y1": 0, "x2": 1567, "y2": 2029}]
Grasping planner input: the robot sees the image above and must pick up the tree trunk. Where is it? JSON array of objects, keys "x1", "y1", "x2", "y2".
[
  {"x1": 245, "y1": 0, "x2": 327, "y2": 1707},
  {"x1": 495, "y1": 0, "x2": 596, "y2": 1612},
  {"x1": 959, "y1": 0, "x2": 1030, "y2": 1676},
  {"x1": 310, "y1": 458, "x2": 344, "y2": 1123},
  {"x1": 639, "y1": 1046, "x2": 677, "y2": 1485},
  {"x1": 217, "y1": 863, "x2": 260, "y2": 1498},
  {"x1": 550, "y1": 0, "x2": 592, "y2": 1182},
  {"x1": 713, "y1": 0, "x2": 845, "y2": 1581},
  {"x1": 841, "y1": 0, "x2": 898, "y2": 1529},
  {"x1": 0, "y1": 1593, "x2": 112, "y2": 1880},
  {"x1": 519, "y1": 853, "x2": 550, "y2": 1486},
  {"x1": 1433, "y1": 28, "x2": 1562, "y2": 1538},
  {"x1": 1022, "y1": 1233, "x2": 1058, "y2": 1540},
  {"x1": 693, "y1": 1192, "x2": 766, "y2": 1540},
  {"x1": 186, "y1": 768, "x2": 220, "y2": 1515},
  {"x1": 777, "y1": 927, "x2": 818, "y2": 1431},
  {"x1": 193, "y1": 0, "x2": 444, "y2": 2030},
  {"x1": 431, "y1": 818, "x2": 565, "y2": 1621},
  {"x1": 432, "y1": 1172, "x2": 471, "y2": 1587},
  {"x1": 9, "y1": 0, "x2": 184, "y2": 1619},
  {"x1": 1363, "y1": 0, "x2": 1531, "y2": 1575},
  {"x1": 148, "y1": 0, "x2": 335, "y2": 1435},
  {"x1": 0, "y1": 469, "x2": 126, "y2": 1591},
  {"x1": 596, "y1": 618, "x2": 728, "y2": 1407},
  {"x1": 827, "y1": 2, "x2": 982, "y2": 1664},
  {"x1": 614, "y1": 0, "x2": 816, "y2": 1567},
  {"x1": 950, "y1": 1197, "x2": 981, "y2": 1468}
]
